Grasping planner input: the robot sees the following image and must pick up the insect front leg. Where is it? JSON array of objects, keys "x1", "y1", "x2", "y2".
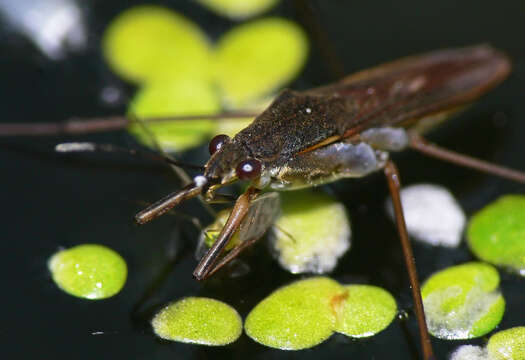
[
  {"x1": 193, "y1": 187, "x2": 260, "y2": 280},
  {"x1": 195, "y1": 192, "x2": 280, "y2": 279}
]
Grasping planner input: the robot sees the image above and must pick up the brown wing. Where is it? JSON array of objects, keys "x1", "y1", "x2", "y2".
[
  {"x1": 239, "y1": 45, "x2": 511, "y2": 161},
  {"x1": 309, "y1": 44, "x2": 511, "y2": 138}
]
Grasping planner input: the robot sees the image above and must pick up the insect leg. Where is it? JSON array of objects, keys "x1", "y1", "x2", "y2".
[
  {"x1": 193, "y1": 187, "x2": 259, "y2": 280},
  {"x1": 204, "y1": 236, "x2": 260, "y2": 279},
  {"x1": 384, "y1": 160, "x2": 435, "y2": 360},
  {"x1": 409, "y1": 132, "x2": 525, "y2": 184},
  {"x1": 0, "y1": 112, "x2": 258, "y2": 136}
]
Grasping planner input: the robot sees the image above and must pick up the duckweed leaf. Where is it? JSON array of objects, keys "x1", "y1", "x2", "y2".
[
  {"x1": 103, "y1": 6, "x2": 212, "y2": 83},
  {"x1": 334, "y1": 285, "x2": 397, "y2": 338},
  {"x1": 467, "y1": 195, "x2": 525, "y2": 276},
  {"x1": 386, "y1": 184, "x2": 465, "y2": 247},
  {"x1": 197, "y1": 0, "x2": 279, "y2": 19},
  {"x1": 244, "y1": 277, "x2": 345, "y2": 350},
  {"x1": 151, "y1": 297, "x2": 242, "y2": 345},
  {"x1": 271, "y1": 190, "x2": 351, "y2": 274},
  {"x1": 487, "y1": 327, "x2": 525, "y2": 360},
  {"x1": 48, "y1": 244, "x2": 127, "y2": 300},
  {"x1": 214, "y1": 18, "x2": 308, "y2": 108},
  {"x1": 421, "y1": 262, "x2": 505, "y2": 339},
  {"x1": 128, "y1": 80, "x2": 219, "y2": 152}
]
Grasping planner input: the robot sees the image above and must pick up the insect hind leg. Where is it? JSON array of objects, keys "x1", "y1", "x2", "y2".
[{"x1": 409, "y1": 132, "x2": 525, "y2": 184}]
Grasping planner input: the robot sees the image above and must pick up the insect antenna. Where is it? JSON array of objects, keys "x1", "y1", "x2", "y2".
[
  {"x1": 0, "y1": 111, "x2": 259, "y2": 137},
  {"x1": 55, "y1": 142, "x2": 204, "y2": 171}
]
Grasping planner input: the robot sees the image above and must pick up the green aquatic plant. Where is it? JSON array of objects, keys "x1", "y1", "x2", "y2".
[
  {"x1": 102, "y1": 6, "x2": 308, "y2": 152},
  {"x1": 468, "y1": 195, "x2": 525, "y2": 276},
  {"x1": 103, "y1": 6, "x2": 212, "y2": 84},
  {"x1": 334, "y1": 285, "x2": 397, "y2": 338},
  {"x1": 272, "y1": 190, "x2": 351, "y2": 274},
  {"x1": 151, "y1": 297, "x2": 242, "y2": 345},
  {"x1": 244, "y1": 277, "x2": 398, "y2": 350},
  {"x1": 487, "y1": 326, "x2": 525, "y2": 360},
  {"x1": 197, "y1": 0, "x2": 280, "y2": 19},
  {"x1": 48, "y1": 244, "x2": 127, "y2": 300},
  {"x1": 128, "y1": 80, "x2": 219, "y2": 152},
  {"x1": 421, "y1": 262, "x2": 505, "y2": 340}
]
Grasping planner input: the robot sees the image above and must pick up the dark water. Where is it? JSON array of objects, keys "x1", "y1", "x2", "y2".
[{"x1": 2, "y1": 1, "x2": 524, "y2": 359}]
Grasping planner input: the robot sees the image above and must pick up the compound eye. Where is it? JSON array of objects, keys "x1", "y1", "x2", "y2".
[
  {"x1": 209, "y1": 134, "x2": 230, "y2": 155},
  {"x1": 236, "y1": 159, "x2": 262, "y2": 180}
]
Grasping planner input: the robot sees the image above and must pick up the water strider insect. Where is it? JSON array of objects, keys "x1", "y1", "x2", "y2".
[
  {"x1": 3, "y1": 44, "x2": 524, "y2": 360},
  {"x1": 132, "y1": 44, "x2": 524, "y2": 360}
]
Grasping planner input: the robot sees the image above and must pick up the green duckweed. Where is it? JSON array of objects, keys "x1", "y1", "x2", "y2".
[
  {"x1": 214, "y1": 18, "x2": 308, "y2": 108},
  {"x1": 128, "y1": 80, "x2": 219, "y2": 152},
  {"x1": 487, "y1": 327, "x2": 525, "y2": 360},
  {"x1": 245, "y1": 277, "x2": 397, "y2": 350},
  {"x1": 272, "y1": 190, "x2": 351, "y2": 274},
  {"x1": 334, "y1": 285, "x2": 397, "y2": 338},
  {"x1": 421, "y1": 262, "x2": 505, "y2": 339},
  {"x1": 197, "y1": 0, "x2": 279, "y2": 19},
  {"x1": 152, "y1": 297, "x2": 242, "y2": 345},
  {"x1": 48, "y1": 244, "x2": 127, "y2": 300},
  {"x1": 467, "y1": 195, "x2": 525, "y2": 276},
  {"x1": 245, "y1": 277, "x2": 344, "y2": 350},
  {"x1": 103, "y1": 6, "x2": 212, "y2": 83}
]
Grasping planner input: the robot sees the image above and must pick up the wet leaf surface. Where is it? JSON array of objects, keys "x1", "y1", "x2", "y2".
[{"x1": 48, "y1": 244, "x2": 127, "y2": 300}]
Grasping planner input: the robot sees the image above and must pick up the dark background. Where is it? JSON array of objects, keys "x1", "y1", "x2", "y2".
[{"x1": 1, "y1": 1, "x2": 524, "y2": 359}]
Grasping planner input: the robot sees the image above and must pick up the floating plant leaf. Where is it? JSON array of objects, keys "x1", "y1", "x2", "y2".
[
  {"x1": 128, "y1": 79, "x2": 219, "y2": 152},
  {"x1": 214, "y1": 18, "x2": 308, "y2": 108},
  {"x1": 487, "y1": 327, "x2": 525, "y2": 360},
  {"x1": 421, "y1": 262, "x2": 505, "y2": 340},
  {"x1": 48, "y1": 244, "x2": 127, "y2": 300},
  {"x1": 197, "y1": 0, "x2": 279, "y2": 19},
  {"x1": 244, "y1": 277, "x2": 345, "y2": 350},
  {"x1": 103, "y1": 6, "x2": 212, "y2": 83},
  {"x1": 334, "y1": 285, "x2": 397, "y2": 338},
  {"x1": 386, "y1": 183, "x2": 465, "y2": 247},
  {"x1": 271, "y1": 190, "x2": 351, "y2": 274},
  {"x1": 467, "y1": 195, "x2": 525, "y2": 276},
  {"x1": 151, "y1": 297, "x2": 242, "y2": 345}
]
